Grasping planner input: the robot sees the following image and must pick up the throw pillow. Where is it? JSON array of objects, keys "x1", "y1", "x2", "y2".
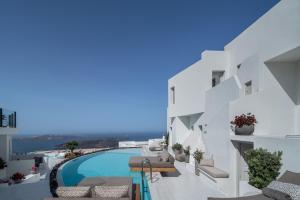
[
  {"x1": 56, "y1": 186, "x2": 91, "y2": 198},
  {"x1": 92, "y1": 185, "x2": 129, "y2": 198}
]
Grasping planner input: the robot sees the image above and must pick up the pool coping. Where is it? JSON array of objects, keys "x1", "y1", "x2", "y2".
[{"x1": 50, "y1": 147, "x2": 142, "y2": 197}]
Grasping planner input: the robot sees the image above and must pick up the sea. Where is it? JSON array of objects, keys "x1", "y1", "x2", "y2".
[{"x1": 12, "y1": 132, "x2": 163, "y2": 153}]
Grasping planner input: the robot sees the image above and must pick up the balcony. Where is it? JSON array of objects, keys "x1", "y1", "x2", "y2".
[{"x1": 0, "y1": 108, "x2": 16, "y2": 128}]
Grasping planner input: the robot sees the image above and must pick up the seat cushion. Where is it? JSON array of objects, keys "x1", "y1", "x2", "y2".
[
  {"x1": 129, "y1": 156, "x2": 174, "y2": 168},
  {"x1": 200, "y1": 159, "x2": 214, "y2": 167},
  {"x1": 56, "y1": 186, "x2": 91, "y2": 198},
  {"x1": 91, "y1": 185, "x2": 129, "y2": 198},
  {"x1": 278, "y1": 171, "x2": 300, "y2": 186},
  {"x1": 199, "y1": 166, "x2": 229, "y2": 178}
]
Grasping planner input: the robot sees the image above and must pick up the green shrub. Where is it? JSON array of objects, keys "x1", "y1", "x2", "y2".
[
  {"x1": 172, "y1": 143, "x2": 183, "y2": 151},
  {"x1": 193, "y1": 149, "x2": 203, "y2": 163},
  {"x1": 65, "y1": 141, "x2": 79, "y2": 153},
  {"x1": 245, "y1": 148, "x2": 282, "y2": 189}
]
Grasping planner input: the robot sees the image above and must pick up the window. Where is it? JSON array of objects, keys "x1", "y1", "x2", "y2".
[
  {"x1": 212, "y1": 71, "x2": 225, "y2": 87},
  {"x1": 170, "y1": 87, "x2": 175, "y2": 104},
  {"x1": 245, "y1": 81, "x2": 252, "y2": 95},
  {"x1": 237, "y1": 64, "x2": 241, "y2": 70}
]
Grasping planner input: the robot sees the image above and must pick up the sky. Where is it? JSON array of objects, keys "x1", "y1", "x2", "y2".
[{"x1": 0, "y1": 0, "x2": 278, "y2": 135}]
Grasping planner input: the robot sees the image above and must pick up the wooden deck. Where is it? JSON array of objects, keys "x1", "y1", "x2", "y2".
[{"x1": 130, "y1": 167, "x2": 177, "y2": 172}]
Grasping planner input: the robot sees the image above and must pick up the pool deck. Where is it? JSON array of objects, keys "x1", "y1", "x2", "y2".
[
  {"x1": 142, "y1": 146, "x2": 224, "y2": 200},
  {"x1": 0, "y1": 146, "x2": 224, "y2": 200}
]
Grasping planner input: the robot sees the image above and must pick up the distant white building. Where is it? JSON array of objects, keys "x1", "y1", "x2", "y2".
[
  {"x1": 0, "y1": 108, "x2": 34, "y2": 180},
  {"x1": 167, "y1": 0, "x2": 300, "y2": 196}
]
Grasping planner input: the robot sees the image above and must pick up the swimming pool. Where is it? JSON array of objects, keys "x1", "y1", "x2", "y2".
[{"x1": 60, "y1": 148, "x2": 151, "y2": 200}]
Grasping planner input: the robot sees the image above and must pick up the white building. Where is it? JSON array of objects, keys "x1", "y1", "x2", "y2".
[
  {"x1": 0, "y1": 108, "x2": 34, "y2": 180},
  {"x1": 167, "y1": 0, "x2": 300, "y2": 197}
]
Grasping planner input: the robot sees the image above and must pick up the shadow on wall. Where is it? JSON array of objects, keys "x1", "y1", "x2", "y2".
[{"x1": 265, "y1": 46, "x2": 300, "y2": 105}]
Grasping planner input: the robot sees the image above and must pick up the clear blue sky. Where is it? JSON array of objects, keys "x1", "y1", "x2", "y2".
[{"x1": 0, "y1": 0, "x2": 278, "y2": 135}]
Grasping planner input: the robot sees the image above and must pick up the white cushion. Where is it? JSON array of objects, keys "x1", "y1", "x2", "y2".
[
  {"x1": 92, "y1": 185, "x2": 129, "y2": 198},
  {"x1": 56, "y1": 186, "x2": 90, "y2": 197}
]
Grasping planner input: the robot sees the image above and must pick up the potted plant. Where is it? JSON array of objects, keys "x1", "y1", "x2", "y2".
[
  {"x1": 11, "y1": 172, "x2": 25, "y2": 184},
  {"x1": 172, "y1": 143, "x2": 183, "y2": 155},
  {"x1": 231, "y1": 113, "x2": 257, "y2": 135},
  {"x1": 193, "y1": 149, "x2": 203, "y2": 176},
  {"x1": 0, "y1": 158, "x2": 7, "y2": 170},
  {"x1": 183, "y1": 146, "x2": 191, "y2": 163}
]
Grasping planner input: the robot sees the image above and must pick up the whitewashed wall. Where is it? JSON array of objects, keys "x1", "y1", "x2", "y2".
[
  {"x1": 168, "y1": 51, "x2": 228, "y2": 117},
  {"x1": 7, "y1": 160, "x2": 35, "y2": 177},
  {"x1": 0, "y1": 135, "x2": 9, "y2": 162},
  {"x1": 167, "y1": 0, "x2": 300, "y2": 196}
]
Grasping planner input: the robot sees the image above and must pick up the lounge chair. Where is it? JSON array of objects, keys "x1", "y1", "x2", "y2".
[
  {"x1": 208, "y1": 170, "x2": 300, "y2": 200},
  {"x1": 129, "y1": 151, "x2": 176, "y2": 172},
  {"x1": 45, "y1": 177, "x2": 136, "y2": 200}
]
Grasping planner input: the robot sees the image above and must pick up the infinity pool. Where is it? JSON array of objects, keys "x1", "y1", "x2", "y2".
[{"x1": 60, "y1": 148, "x2": 151, "y2": 200}]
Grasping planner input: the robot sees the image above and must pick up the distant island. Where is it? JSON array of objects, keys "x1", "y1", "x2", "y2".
[{"x1": 12, "y1": 132, "x2": 163, "y2": 153}]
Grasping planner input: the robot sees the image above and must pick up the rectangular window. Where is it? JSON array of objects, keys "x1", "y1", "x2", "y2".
[
  {"x1": 245, "y1": 81, "x2": 252, "y2": 95},
  {"x1": 170, "y1": 87, "x2": 175, "y2": 104},
  {"x1": 212, "y1": 71, "x2": 225, "y2": 87},
  {"x1": 237, "y1": 64, "x2": 241, "y2": 70}
]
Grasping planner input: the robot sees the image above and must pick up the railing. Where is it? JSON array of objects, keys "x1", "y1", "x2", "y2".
[{"x1": 0, "y1": 108, "x2": 17, "y2": 128}]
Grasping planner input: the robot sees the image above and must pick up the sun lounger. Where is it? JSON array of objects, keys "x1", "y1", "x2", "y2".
[
  {"x1": 129, "y1": 152, "x2": 176, "y2": 172},
  {"x1": 208, "y1": 171, "x2": 300, "y2": 200}
]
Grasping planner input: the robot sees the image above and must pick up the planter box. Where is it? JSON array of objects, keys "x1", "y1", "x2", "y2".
[
  {"x1": 185, "y1": 155, "x2": 190, "y2": 163},
  {"x1": 195, "y1": 161, "x2": 200, "y2": 176},
  {"x1": 235, "y1": 125, "x2": 254, "y2": 135}
]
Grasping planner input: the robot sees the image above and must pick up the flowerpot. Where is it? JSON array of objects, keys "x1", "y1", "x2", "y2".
[
  {"x1": 174, "y1": 149, "x2": 183, "y2": 155},
  {"x1": 185, "y1": 155, "x2": 190, "y2": 163},
  {"x1": 235, "y1": 125, "x2": 254, "y2": 135},
  {"x1": 195, "y1": 161, "x2": 200, "y2": 176}
]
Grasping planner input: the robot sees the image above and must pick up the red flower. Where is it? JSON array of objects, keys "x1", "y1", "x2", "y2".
[
  {"x1": 11, "y1": 172, "x2": 25, "y2": 181},
  {"x1": 231, "y1": 113, "x2": 257, "y2": 128}
]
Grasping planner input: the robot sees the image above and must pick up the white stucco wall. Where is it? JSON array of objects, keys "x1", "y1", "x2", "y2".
[
  {"x1": 167, "y1": 0, "x2": 300, "y2": 196},
  {"x1": 225, "y1": 0, "x2": 300, "y2": 76},
  {"x1": 171, "y1": 117, "x2": 191, "y2": 145},
  {"x1": 296, "y1": 106, "x2": 300, "y2": 133},
  {"x1": 168, "y1": 51, "x2": 228, "y2": 117},
  {"x1": 7, "y1": 160, "x2": 35, "y2": 177},
  {"x1": 0, "y1": 135, "x2": 9, "y2": 162},
  {"x1": 296, "y1": 62, "x2": 300, "y2": 105}
]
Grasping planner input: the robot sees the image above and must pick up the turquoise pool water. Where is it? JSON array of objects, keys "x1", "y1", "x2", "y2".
[{"x1": 60, "y1": 148, "x2": 151, "y2": 200}]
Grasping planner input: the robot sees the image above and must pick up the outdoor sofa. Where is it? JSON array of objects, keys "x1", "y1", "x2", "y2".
[
  {"x1": 45, "y1": 177, "x2": 134, "y2": 200},
  {"x1": 129, "y1": 151, "x2": 176, "y2": 172},
  {"x1": 208, "y1": 170, "x2": 300, "y2": 200}
]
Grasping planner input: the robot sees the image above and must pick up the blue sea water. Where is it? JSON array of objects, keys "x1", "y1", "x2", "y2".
[
  {"x1": 12, "y1": 132, "x2": 162, "y2": 153},
  {"x1": 60, "y1": 148, "x2": 151, "y2": 200}
]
